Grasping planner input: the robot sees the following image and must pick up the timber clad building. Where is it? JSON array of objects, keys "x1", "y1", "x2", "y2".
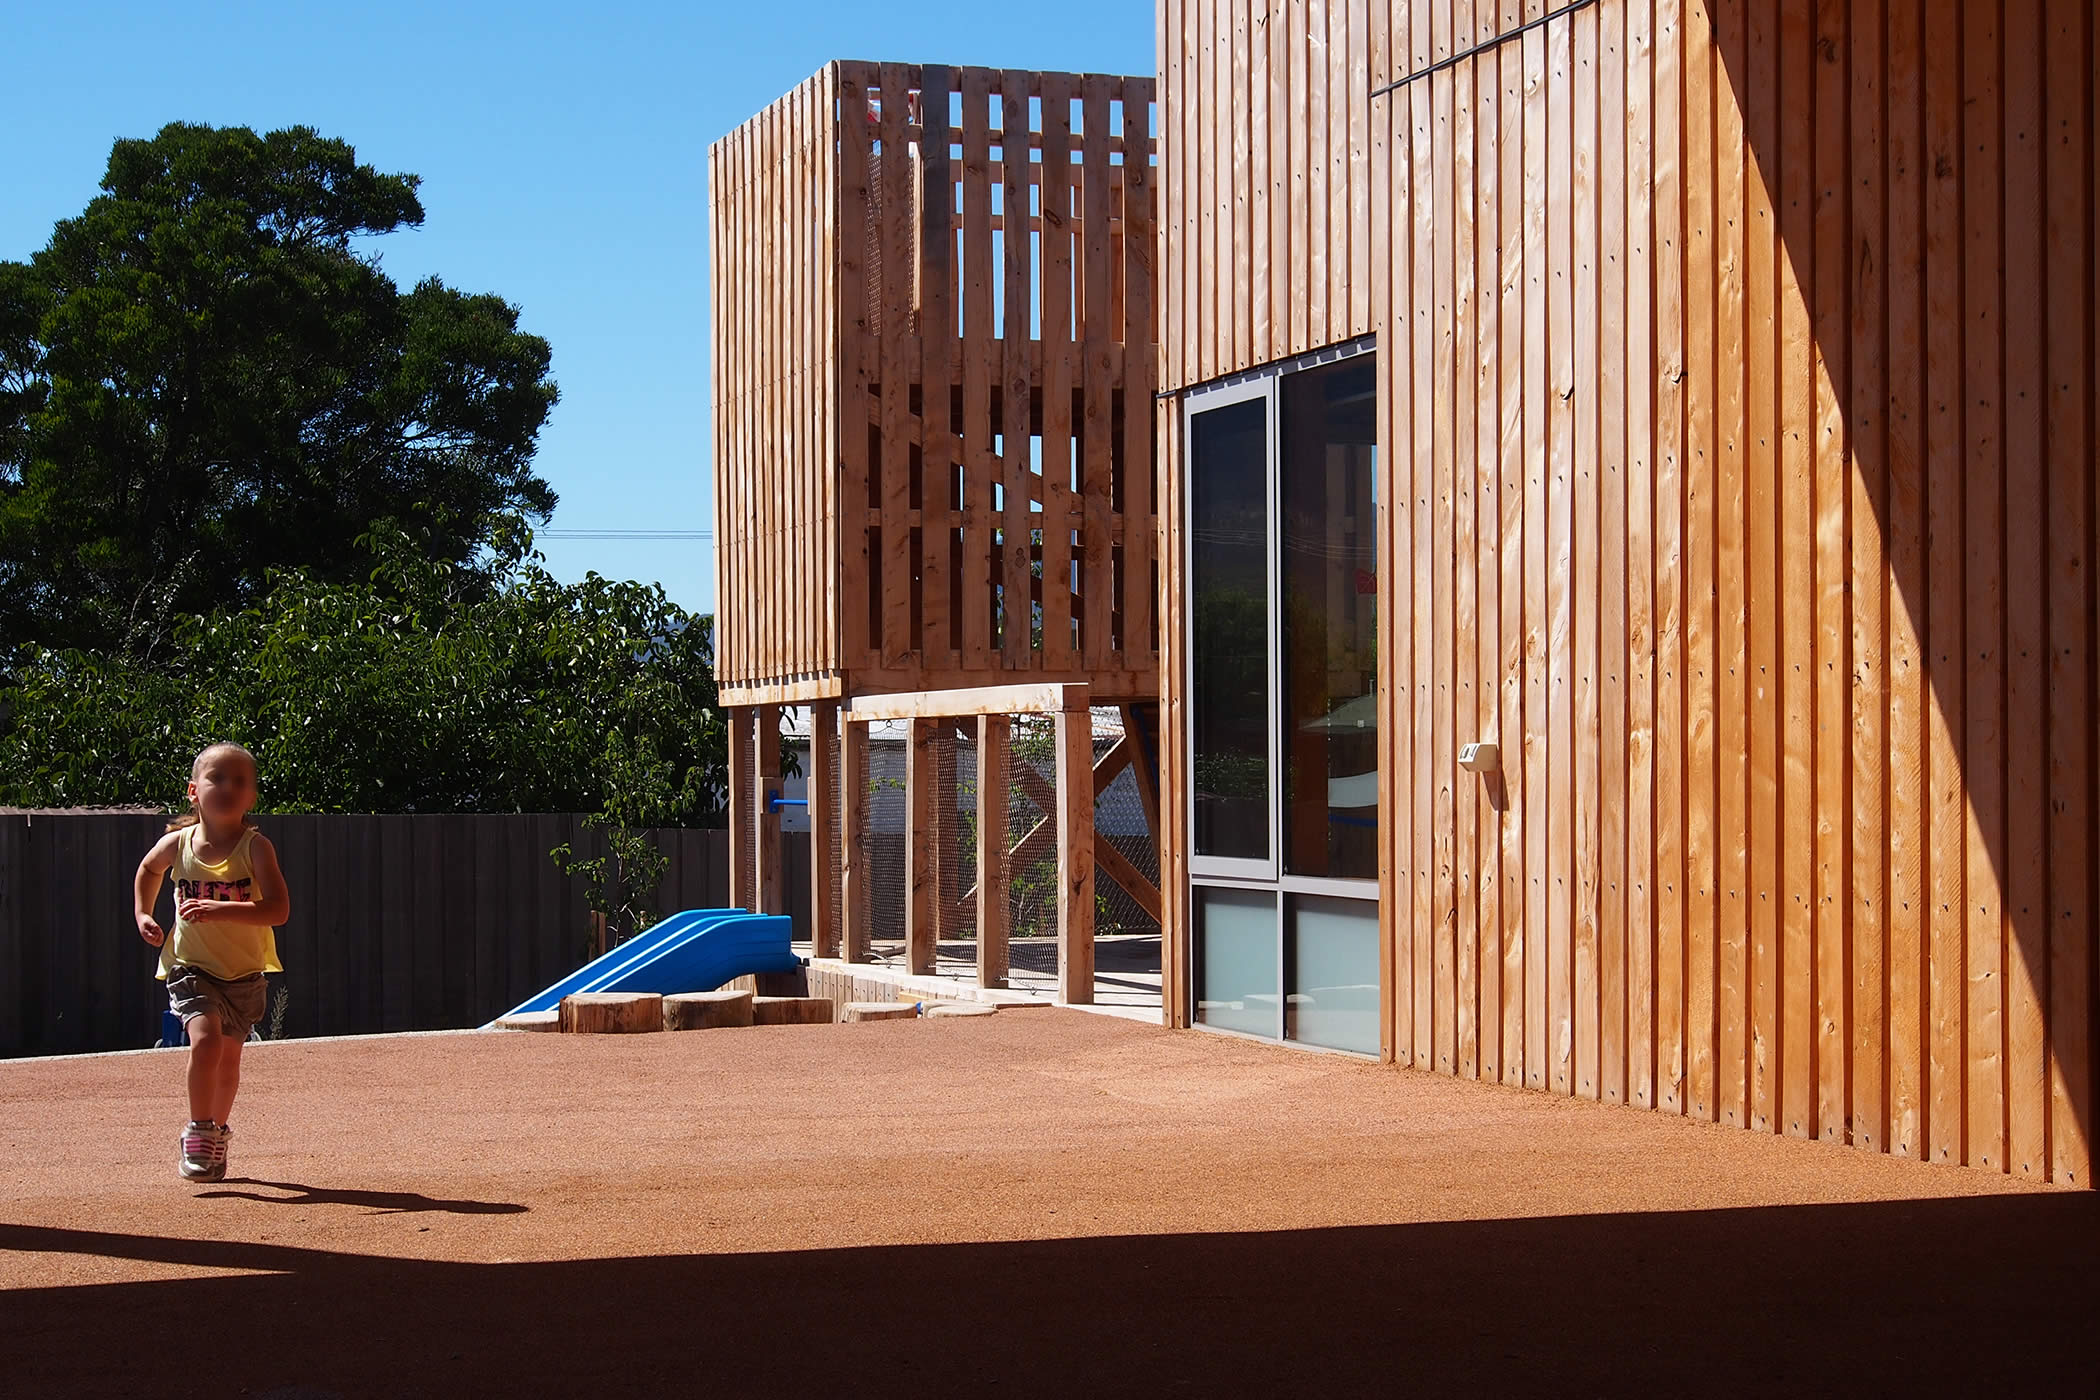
[{"x1": 712, "y1": 2, "x2": 2099, "y2": 1189}]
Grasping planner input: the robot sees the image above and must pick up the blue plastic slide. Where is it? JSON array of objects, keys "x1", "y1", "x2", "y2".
[{"x1": 490, "y1": 908, "x2": 803, "y2": 1022}]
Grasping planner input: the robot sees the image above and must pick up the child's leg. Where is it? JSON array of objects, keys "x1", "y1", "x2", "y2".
[
  {"x1": 184, "y1": 1017, "x2": 242, "y2": 1124},
  {"x1": 210, "y1": 1037, "x2": 245, "y2": 1125}
]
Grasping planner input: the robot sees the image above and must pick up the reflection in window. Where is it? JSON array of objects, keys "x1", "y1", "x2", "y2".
[
  {"x1": 1281, "y1": 358, "x2": 1379, "y2": 880},
  {"x1": 1286, "y1": 894, "x2": 1381, "y2": 1054},
  {"x1": 1196, "y1": 886, "x2": 1279, "y2": 1037},
  {"x1": 1190, "y1": 397, "x2": 1270, "y2": 863}
]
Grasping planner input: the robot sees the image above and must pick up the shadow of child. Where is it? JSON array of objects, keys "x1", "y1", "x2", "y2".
[{"x1": 196, "y1": 1179, "x2": 527, "y2": 1215}]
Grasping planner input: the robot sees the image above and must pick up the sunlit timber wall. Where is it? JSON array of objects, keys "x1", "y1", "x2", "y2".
[
  {"x1": 711, "y1": 69, "x2": 843, "y2": 700},
  {"x1": 1156, "y1": 0, "x2": 2098, "y2": 1186},
  {"x1": 709, "y1": 62, "x2": 1161, "y2": 708}
]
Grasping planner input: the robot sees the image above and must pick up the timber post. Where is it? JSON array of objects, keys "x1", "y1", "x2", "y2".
[
  {"x1": 977, "y1": 713, "x2": 1012, "y2": 988},
  {"x1": 1055, "y1": 701, "x2": 1095, "y2": 1004},
  {"x1": 906, "y1": 717, "x2": 939, "y2": 974},
  {"x1": 841, "y1": 715, "x2": 872, "y2": 962}
]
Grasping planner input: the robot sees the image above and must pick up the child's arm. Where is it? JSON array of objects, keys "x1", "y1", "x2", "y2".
[
  {"x1": 176, "y1": 833, "x2": 292, "y2": 927},
  {"x1": 133, "y1": 832, "x2": 180, "y2": 946}
]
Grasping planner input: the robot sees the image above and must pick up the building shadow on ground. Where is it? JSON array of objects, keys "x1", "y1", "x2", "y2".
[{"x1": 4, "y1": 1189, "x2": 2093, "y2": 1395}]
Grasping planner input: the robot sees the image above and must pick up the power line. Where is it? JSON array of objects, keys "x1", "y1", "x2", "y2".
[{"x1": 540, "y1": 529, "x2": 713, "y2": 541}]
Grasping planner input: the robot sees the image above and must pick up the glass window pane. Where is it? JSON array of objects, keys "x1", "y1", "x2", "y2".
[
  {"x1": 1286, "y1": 894, "x2": 1381, "y2": 1054},
  {"x1": 1280, "y1": 357, "x2": 1379, "y2": 880},
  {"x1": 1190, "y1": 397, "x2": 1271, "y2": 863},
  {"x1": 1195, "y1": 886, "x2": 1279, "y2": 1037}
]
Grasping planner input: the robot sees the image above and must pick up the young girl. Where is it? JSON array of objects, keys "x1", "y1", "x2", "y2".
[{"x1": 133, "y1": 743, "x2": 291, "y2": 1183}]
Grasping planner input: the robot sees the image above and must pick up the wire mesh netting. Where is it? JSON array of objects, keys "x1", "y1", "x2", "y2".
[
  {"x1": 825, "y1": 711, "x2": 843, "y2": 949},
  {"x1": 1091, "y1": 731, "x2": 1160, "y2": 932},
  {"x1": 863, "y1": 732, "x2": 907, "y2": 957}
]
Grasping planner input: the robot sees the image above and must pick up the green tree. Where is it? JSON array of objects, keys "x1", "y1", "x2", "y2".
[
  {"x1": 0, "y1": 123, "x2": 558, "y2": 658},
  {"x1": 0, "y1": 520, "x2": 728, "y2": 824}
]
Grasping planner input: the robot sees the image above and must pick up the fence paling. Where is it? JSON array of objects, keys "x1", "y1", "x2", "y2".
[{"x1": 0, "y1": 814, "x2": 804, "y2": 1058}]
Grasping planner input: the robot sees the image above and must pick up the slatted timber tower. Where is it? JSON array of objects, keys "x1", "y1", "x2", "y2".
[{"x1": 709, "y1": 62, "x2": 1160, "y2": 1000}]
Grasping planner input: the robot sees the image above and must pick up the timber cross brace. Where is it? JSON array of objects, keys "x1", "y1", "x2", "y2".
[{"x1": 945, "y1": 709, "x2": 1164, "y2": 973}]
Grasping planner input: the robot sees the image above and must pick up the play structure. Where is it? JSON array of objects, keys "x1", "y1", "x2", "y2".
[
  {"x1": 709, "y1": 63, "x2": 1160, "y2": 1002},
  {"x1": 492, "y1": 909, "x2": 800, "y2": 1022}
]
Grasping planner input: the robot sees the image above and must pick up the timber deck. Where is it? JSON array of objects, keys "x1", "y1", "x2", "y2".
[{"x1": 795, "y1": 932, "x2": 1164, "y2": 1020}]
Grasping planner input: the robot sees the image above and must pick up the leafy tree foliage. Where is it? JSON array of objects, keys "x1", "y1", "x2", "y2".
[
  {"x1": 0, "y1": 123, "x2": 558, "y2": 658},
  {"x1": 0, "y1": 521, "x2": 727, "y2": 825}
]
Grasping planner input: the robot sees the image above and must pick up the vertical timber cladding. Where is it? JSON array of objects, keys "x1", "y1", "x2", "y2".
[
  {"x1": 1156, "y1": 0, "x2": 2097, "y2": 1185},
  {"x1": 833, "y1": 62, "x2": 1161, "y2": 698},
  {"x1": 710, "y1": 63, "x2": 1161, "y2": 701},
  {"x1": 709, "y1": 69, "x2": 843, "y2": 695}
]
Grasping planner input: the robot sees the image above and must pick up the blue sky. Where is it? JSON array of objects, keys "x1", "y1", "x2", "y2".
[{"x1": 1, "y1": 1, "x2": 1155, "y2": 616}]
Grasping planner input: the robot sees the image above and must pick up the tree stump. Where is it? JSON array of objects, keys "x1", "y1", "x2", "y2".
[
  {"x1": 752, "y1": 996, "x2": 835, "y2": 1026},
  {"x1": 558, "y1": 992, "x2": 663, "y2": 1034},
  {"x1": 923, "y1": 1001, "x2": 998, "y2": 1018},
  {"x1": 493, "y1": 1010, "x2": 560, "y2": 1032},
  {"x1": 841, "y1": 1001, "x2": 918, "y2": 1023},
  {"x1": 663, "y1": 989, "x2": 755, "y2": 1030}
]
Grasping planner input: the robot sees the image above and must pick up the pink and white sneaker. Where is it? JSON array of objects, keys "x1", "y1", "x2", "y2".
[{"x1": 178, "y1": 1121, "x2": 227, "y2": 1183}]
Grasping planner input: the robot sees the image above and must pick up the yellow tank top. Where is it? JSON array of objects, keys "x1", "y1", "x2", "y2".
[{"x1": 159, "y1": 825, "x2": 282, "y2": 981}]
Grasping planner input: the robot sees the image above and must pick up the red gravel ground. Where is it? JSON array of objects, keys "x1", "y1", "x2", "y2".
[{"x1": 4, "y1": 1012, "x2": 2093, "y2": 1397}]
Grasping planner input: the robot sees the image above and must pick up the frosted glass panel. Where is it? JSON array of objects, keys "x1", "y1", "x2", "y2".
[
  {"x1": 1195, "y1": 887, "x2": 1278, "y2": 1037},
  {"x1": 1286, "y1": 895, "x2": 1380, "y2": 1055}
]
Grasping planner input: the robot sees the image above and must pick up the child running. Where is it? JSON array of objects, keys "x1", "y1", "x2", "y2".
[{"x1": 132, "y1": 743, "x2": 290, "y2": 1183}]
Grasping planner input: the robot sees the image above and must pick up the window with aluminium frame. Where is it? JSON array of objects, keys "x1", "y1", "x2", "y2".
[{"x1": 1183, "y1": 341, "x2": 1380, "y2": 1056}]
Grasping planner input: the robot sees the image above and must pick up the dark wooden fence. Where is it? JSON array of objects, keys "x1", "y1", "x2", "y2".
[{"x1": 0, "y1": 814, "x2": 811, "y2": 1058}]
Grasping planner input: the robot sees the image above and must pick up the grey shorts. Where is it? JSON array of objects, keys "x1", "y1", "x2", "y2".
[{"x1": 167, "y1": 965, "x2": 269, "y2": 1039}]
